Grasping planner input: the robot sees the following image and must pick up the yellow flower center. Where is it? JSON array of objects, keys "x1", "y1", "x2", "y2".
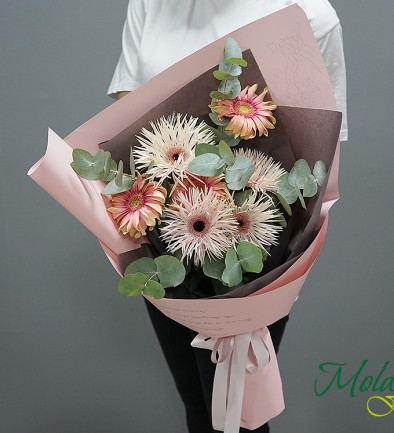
[
  {"x1": 128, "y1": 193, "x2": 144, "y2": 212},
  {"x1": 235, "y1": 101, "x2": 254, "y2": 117}
]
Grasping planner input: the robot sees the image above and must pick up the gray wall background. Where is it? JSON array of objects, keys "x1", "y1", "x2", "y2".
[{"x1": 1, "y1": 1, "x2": 393, "y2": 432}]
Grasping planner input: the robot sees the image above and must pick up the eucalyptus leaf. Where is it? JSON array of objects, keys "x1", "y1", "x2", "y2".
[
  {"x1": 224, "y1": 37, "x2": 242, "y2": 60},
  {"x1": 277, "y1": 173, "x2": 298, "y2": 205},
  {"x1": 129, "y1": 146, "x2": 135, "y2": 178},
  {"x1": 101, "y1": 153, "x2": 117, "y2": 181},
  {"x1": 295, "y1": 186, "x2": 306, "y2": 209},
  {"x1": 147, "y1": 160, "x2": 155, "y2": 173},
  {"x1": 72, "y1": 149, "x2": 95, "y2": 170},
  {"x1": 218, "y1": 78, "x2": 241, "y2": 100},
  {"x1": 101, "y1": 176, "x2": 134, "y2": 195},
  {"x1": 225, "y1": 156, "x2": 255, "y2": 190},
  {"x1": 288, "y1": 159, "x2": 311, "y2": 188},
  {"x1": 226, "y1": 135, "x2": 241, "y2": 147},
  {"x1": 221, "y1": 248, "x2": 242, "y2": 287},
  {"x1": 209, "y1": 91, "x2": 233, "y2": 100},
  {"x1": 209, "y1": 112, "x2": 230, "y2": 127},
  {"x1": 154, "y1": 255, "x2": 186, "y2": 288},
  {"x1": 202, "y1": 256, "x2": 226, "y2": 280},
  {"x1": 260, "y1": 248, "x2": 268, "y2": 262},
  {"x1": 233, "y1": 189, "x2": 252, "y2": 206},
  {"x1": 143, "y1": 280, "x2": 165, "y2": 299},
  {"x1": 226, "y1": 57, "x2": 248, "y2": 67},
  {"x1": 276, "y1": 192, "x2": 292, "y2": 216},
  {"x1": 188, "y1": 153, "x2": 225, "y2": 177},
  {"x1": 92, "y1": 150, "x2": 106, "y2": 175},
  {"x1": 70, "y1": 162, "x2": 103, "y2": 181},
  {"x1": 115, "y1": 160, "x2": 124, "y2": 187},
  {"x1": 219, "y1": 57, "x2": 242, "y2": 77},
  {"x1": 213, "y1": 70, "x2": 240, "y2": 81},
  {"x1": 218, "y1": 140, "x2": 235, "y2": 166},
  {"x1": 236, "y1": 241, "x2": 263, "y2": 273},
  {"x1": 203, "y1": 125, "x2": 232, "y2": 143},
  {"x1": 195, "y1": 142, "x2": 221, "y2": 157},
  {"x1": 117, "y1": 273, "x2": 147, "y2": 297},
  {"x1": 212, "y1": 278, "x2": 242, "y2": 295},
  {"x1": 124, "y1": 257, "x2": 158, "y2": 281},
  {"x1": 302, "y1": 174, "x2": 318, "y2": 197},
  {"x1": 313, "y1": 160, "x2": 327, "y2": 186}
]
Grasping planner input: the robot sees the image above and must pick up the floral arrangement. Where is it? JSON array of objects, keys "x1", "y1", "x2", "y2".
[{"x1": 70, "y1": 38, "x2": 327, "y2": 300}]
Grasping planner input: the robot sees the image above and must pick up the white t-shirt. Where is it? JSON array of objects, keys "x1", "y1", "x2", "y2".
[{"x1": 108, "y1": 0, "x2": 348, "y2": 141}]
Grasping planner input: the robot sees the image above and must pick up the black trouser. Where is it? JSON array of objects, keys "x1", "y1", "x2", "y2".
[{"x1": 144, "y1": 298, "x2": 289, "y2": 433}]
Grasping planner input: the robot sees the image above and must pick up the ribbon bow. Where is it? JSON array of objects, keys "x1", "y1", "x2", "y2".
[{"x1": 191, "y1": 328, "x2": 273, "y2": 433}]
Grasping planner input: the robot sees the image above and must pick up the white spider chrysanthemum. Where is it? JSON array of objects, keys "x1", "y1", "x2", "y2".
[
  {"x1": 133, "y1": 114, "x2": 216, "y2": 185},
  {"x1": 160, "y1": 188, "x2": 238, "y2": 266},
  {"x1": 234, "y1": 148, "x2": 285, "y2": 194},
  {"x1": 230, "y1": 192, "x2": 283, "y2": 250}
]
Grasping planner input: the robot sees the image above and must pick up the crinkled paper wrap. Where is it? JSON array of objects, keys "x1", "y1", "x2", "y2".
[{"x1": 28, "y1": 5, "x2": 341, "y2": 431}]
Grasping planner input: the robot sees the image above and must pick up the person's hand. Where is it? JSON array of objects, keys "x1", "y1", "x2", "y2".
[{"x1": 117, "y1": 91, "x2": 130, "y2": 99}]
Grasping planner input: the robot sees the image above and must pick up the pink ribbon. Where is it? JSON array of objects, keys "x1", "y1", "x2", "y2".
[{"x1": 191, "y1": 328, "x2": 274, "y2": 433}]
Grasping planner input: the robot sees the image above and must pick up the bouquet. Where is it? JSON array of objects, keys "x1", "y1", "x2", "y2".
[{"x1": 28, "y1": 5, "x2": 342, "y2": 433}]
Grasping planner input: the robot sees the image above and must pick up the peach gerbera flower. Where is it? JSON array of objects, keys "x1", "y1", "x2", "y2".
[
  {"x1": 107, "y1": 173, "x2": 167, "y2": 238},
  {"x1": 171, "y1": 173, "x2": 229, "y2": 201},
  {"x1": 210, "y1": 84, "x2": 277, "y2": 140}
]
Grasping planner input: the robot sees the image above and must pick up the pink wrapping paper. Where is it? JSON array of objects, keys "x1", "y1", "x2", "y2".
[{"x1": 28, "y1": 5, "x2": 341, "y2": 431}]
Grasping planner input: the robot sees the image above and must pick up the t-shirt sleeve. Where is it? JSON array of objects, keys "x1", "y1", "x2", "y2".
[
  {"x1": 317, "y1": 22, "x2": 348, "y2": 141},
  {"x1": 107, "y1": 0, "x2": 146, "y2": 98}
]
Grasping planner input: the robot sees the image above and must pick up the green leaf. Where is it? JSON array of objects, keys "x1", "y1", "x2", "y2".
[
  {"x1": 218, "y1": 78, "x2": 241, "y2": 100},
  {"x1": 303, "y1": 174, "x2": 318, "y2": 197},
  {"x1": 210, "y1": 90, "x2": 233, "y2": 100},
  {"x1": 236, "y1": 241, "x2": 263, "y2": 273},
  {"x1": 212, "y1": 278, "x2": 243, "y2": 295},
  {"x1": 218, "y1": 140, "x2": 235, "y2": 166},
  {"x1": 202, "y1": 125, "x2": 232, "y2": 143},
  {"x1": 143, "y1": 280, "x2": 165, "y2": 299},
  {"x1": 221, "y1": 248, "x2": 242, "y2": 287},
  {"x1": 226, "y1": 57, "x2": 248, "y2": 67},
  {"x1": 288, "y1": 159, "x2": 311, "y2": 188},
  {"x1": 313, "y1": 160, "x2": 327, "y2": 186},
  {"x1": 224, "y1": 37, "x2": 242, "y2": 61},
  {"x1": 115, "y1": 160, "x2": 124, "y2": 187},
  {"x1": 101, "y1": 153, "x2": 117, "y2": 181},
  {"x1": 188, "y1": 153, "x2": 225, "y2": 177},
  {"x1": 117, "y1": 273, "x2": 147, "y2": 297},
  {"x1": 213, "y1": 70, "x2": 240, "y2": 81},
  {"x1": 233, "y1": 189, "x2": 252, "y2": 206},
  {"x1": 226, "y1": 135, "x2": 241, "y2": 147},
  {"x1": 70, "y1": 161, "x2": 103, "y2": 181},
  {"x1": 124, "y1": 257, "x2": 158, "y2": 281},
  {"x1": 295, "y1": 186, "x2": 306, "y2": 209},
  {"x1": 72, "y1": 149, "x2": 95, "y2": 170},
  {"x1": 129, "y1": 146, "x2": 135, "y2": 178},
  {"x1": 276, "y1": 192, "x2": 292, "y2": 216},
  {"x1": 154, "y1": 255, "x2": 186, "y2": 288},
  {"x1": 225, "y1": 156, "x2": 255, "y2": 190},
  {"x1": 202, "y1": 256, "x2": 226, "y2": 280},
  {"x1": 193, "y1": 142, "x2": 221, "y2": 159},
  {"x1": 274, "y1": 211, "x2": 287, "y2": 228},
  {"x1": 208, "y1": 112, "x2": 230, "y2": 127},
  {"x1": 147, "y1": 160, "x2": 155, "y2": 172},
  {"x1": 277, "y1": 173, "x2": 298, "y2": 205},
  {"x1": 101, "y1": 176, "x2": 134, "y2": 195}
]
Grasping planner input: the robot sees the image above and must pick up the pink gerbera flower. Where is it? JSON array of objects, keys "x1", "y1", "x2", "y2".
[
  {"x1": 107, "y1": 173, "x2": 167, "y2": 238},
  {"x1": 211, "y1": 84, "x2": 277, "y2": 140}
]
